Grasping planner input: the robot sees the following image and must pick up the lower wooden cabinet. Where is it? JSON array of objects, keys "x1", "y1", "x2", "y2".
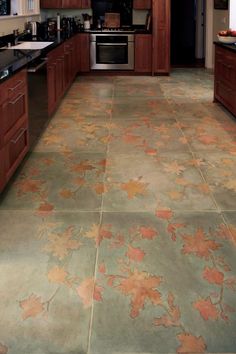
[
  {"x1": 135, "y1": 34, "x2": 152, "y2": 73},
  {"x1": 76, "y1": 33, "x2": 90, "y2": 72},
  {"x1": 214, "y1": 45, "x2": 236, "y2": 117},
  {"x1": 0, "y1": 70, "x2": 29, "y2": 193}
]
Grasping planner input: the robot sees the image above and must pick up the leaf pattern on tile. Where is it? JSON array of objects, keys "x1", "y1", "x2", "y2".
[
  {"x1": 121, "y1": 178, "x2": 149, "y2": 199},
  {"x1": 20, "y1": 294, "x2": 45, "y2": 320},
  {"x1": 177, "y1": 333, "x2": 206, "y2": 353},
  {"x1": 77, "y1": 278, "x2": 103, "y2": 308},
  {"x1": 0, "y1": 343, "x2": 8, "y2": 354}
]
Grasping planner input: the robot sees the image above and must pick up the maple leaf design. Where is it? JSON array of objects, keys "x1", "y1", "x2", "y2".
[
  {"x1": 167, "y1": 223, "x2": 185, "y2": 241},
  {"x1": 123, "y1": 133, "x2": 141, "y2": 144},
  {"x1": 35, "y1": 202, "x2": 54, "y2": 216},
  {"x1": 117, "y1": 269, "x2": 162, "y2": 318},
  {"x1": 126, "y1": 245, "x2": 145, "y2": 262},
  {"x1": 15, "y1": 179, "x2": 45, "y2": 196},
  {"x1": 224, "y1": 179, "x2": 236, "y2": 193},
  {"x1": 77, "y1": 278, "x2": 103, "y2": 308},
  {"x1": 163, "y1": 161, "x2": 186, "y2": 175},
  {"x1": 193, "y1": 297, "x2": 219, "y2": 320},
  {"x1": 0, "y1": 343, "x2": 8, "y2": 354},
  {"x1": 181, "y1": 228, "x2": 221, "y2": 259},
  {"x1": 84, "y1": 224, "x2": 112, "y2": 246},
  {"x1": 198, "y1": 134, "x2": 218, "y2": 145},
  {"x1": 121, "y1": 179, "x2": 149, "y2": 199},
  {"x1": 19, "y1": 294, "x2": 44, "y2": 320},
  {"x1": 47, "y1": 266, "x2": 71, "y2": 287},
  {"x1": 44, "y1": 226, "x2": 80, "y2": 260},
  {"x1": 59, "y1": 189, "x2": 74, "y2": 199},
  {"x1": 203, "y1": 267, "x2": 224, "y2": 285},
  {"x1": 98, "y1": 262, "x2": 106, "y2": 274},
  {"x1": 156, "y1": 209, "x2": 173, "y2": 220},
  {"x1": 139, "y1": 226, "x2": 158, "y2": 240},
  {"x1": 168, "y1": 190, "x2": 183, "y2": 201},
  {"x1": 71, "y1": 160, "x2": 95, "y2": 173},
  {"x1": 154, "y1": 292, "x2": 181, "y2": 328},
  {"x1": 92, "y1": 183, "x2": 107, "y2": 195},
  {"x1": 145, "y1": 148, "x2": 158, "y2": 156},
  {"x1": 177, "y1": 332, "x2": 206, "y2": 353}
]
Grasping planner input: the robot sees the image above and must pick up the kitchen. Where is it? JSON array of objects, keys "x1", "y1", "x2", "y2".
[{"x1": 0, "y1": 1, "x2": 236, "y2": 354}]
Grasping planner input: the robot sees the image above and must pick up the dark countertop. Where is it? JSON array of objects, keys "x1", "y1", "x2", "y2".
[{"x1": 214, "y1": 41, "x2": 236, "y2": 53}]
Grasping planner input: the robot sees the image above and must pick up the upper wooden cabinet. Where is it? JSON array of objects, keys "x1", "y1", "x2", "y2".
[
  {"x1": 152, "y1": 0, "x2": 170, "y2": 74},
  {"x1": 40, "y1": 0, "x2": 90, "y2": 8},
  {"x1": 133, "y1": 0, "x2": 151, "y2": 9},
  {"x1": 40, "y1": 0, "x2": 62, "y2": 8}
]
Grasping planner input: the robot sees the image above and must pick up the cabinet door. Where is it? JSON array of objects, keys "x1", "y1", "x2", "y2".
[
  {"x1": 56, "y1": 56, "x2": 65, "y2": 98},
  {"x1": 81, "y1": 0, "x2": 91, "y2": 8},
  {"x1": 152, "y1": 0, "x2": 170, "y2": 74},
  {"x1": 4, "y1": 121, "x2": 29, "y2": 183},
  {"x1": 62, "y1": 0, "x2": 81, "y2": 8},
  {"x1": 133, "y1": 0, "x2": 151, "y2": 9},
  {"x1": 77, "y1": 34, "x2": 90, "y2": 72},
  {"x1": 135, "y1": 35, "x2": 152, "y2": 72},
  {"x1": 47, "y1": 61, "x2": 57, "y2": 116},
  {"x1": 0, "y1": 147, "x2": 5, "y2": 192},
  {"x1": 40, "y1": 0, "x2": 62, "y2": 8}
]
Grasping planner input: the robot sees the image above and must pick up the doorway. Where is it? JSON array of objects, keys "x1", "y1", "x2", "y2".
[{"x1": 171, "y1": 0, "x2": 205, "y2": 67}]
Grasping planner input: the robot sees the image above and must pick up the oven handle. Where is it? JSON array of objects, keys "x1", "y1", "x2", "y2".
[{"x1": 97, "y1": 43, "x2": 128, "y2": 46}]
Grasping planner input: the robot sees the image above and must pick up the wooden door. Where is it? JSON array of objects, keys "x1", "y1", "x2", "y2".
[
  {"x1": 135, "y1": 35, "x2": 152, "y2": 72},
  {"x1": 77, "y1": 34, "x2": 90, "y2": 72}
]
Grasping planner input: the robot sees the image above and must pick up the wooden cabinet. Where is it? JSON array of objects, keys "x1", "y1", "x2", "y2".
[
  {"x1": 0, "y1": 70, "x2": 29, "y2": 193},
  {"x1": 133, "y1": 0, "x2": 151, "y2": 9},
  {"x1": 76, "y1": 33, "x2": 90, "y2": 72},
  {"x1": 41, "y1": 0, "x2": 90, "y2": 8},
  {"x1": 47, "y1": 37, "x2": 77, "y2": 116},
  {"x1": 40, "y1": 0, "x2": 62, "y2": 8},
  {"x1": 135, "y1": 34, "x2": 152, "y2": 73},
  {"x1": 152, "y1": 0, "x2": 170, "y2": 74},
  {"x1": 214, "y1": 45, "x2": 236, "y2": 116}
]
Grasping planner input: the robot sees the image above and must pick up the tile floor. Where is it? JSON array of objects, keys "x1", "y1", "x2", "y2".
[{"x1": 0, "y1": 69, "x2": 236, "y2": 354}]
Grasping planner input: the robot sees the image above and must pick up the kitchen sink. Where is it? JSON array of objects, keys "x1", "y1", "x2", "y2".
[{"x1": 6, "y1": 42, "x2": 53, "y2": 50}]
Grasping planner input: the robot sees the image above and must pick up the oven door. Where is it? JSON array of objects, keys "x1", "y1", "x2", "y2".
[{"x1": 90, "y1": 34, "x2": 134, "y2": 70}]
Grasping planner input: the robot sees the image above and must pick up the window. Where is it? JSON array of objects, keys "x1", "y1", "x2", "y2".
[{"x1": 10, "y1": 0, "x2": 39, "y2": 15}]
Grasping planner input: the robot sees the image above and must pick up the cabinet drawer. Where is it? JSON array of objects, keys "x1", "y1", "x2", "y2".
[
  {"x1": 4, "y1": 122, "x2": 29, "y2": 183},
  {"x1": 0, "y1": 70, "x2": 26, "y2": 106},
  {"x1": 1, "y1": 86, "x2": 28, "y2": 143}
]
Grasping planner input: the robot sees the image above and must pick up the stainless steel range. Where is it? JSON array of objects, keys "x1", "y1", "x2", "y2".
[{"x1": 90, "y1": 33, "x2": 134, "y2": 70}]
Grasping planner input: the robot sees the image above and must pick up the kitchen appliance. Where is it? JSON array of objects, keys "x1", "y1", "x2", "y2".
[
  {"x1": 47, "y1": 19, "x2": 57, "y2": 38},
  {"x1": 90, "y1": 33, "x2": 134, "y2": 70}
]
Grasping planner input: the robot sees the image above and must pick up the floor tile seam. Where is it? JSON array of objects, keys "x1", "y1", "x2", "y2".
[
  {"x1": 219, "y1": 212, "x2": 236, "y2": 244},
  {"x1": 174, "y1": 116, "x2": 220, "y2": 212},
  {"x1": 87, "y1": 82, "x2": 115, "y2": 354}
]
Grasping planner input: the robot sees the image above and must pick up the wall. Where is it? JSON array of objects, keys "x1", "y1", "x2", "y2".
[
  {"x1": 205, "y1": 0, "x2": 229, "y2": 69},
  {"x1": 0, "y1": 14, "x2": 40, "y2": 36},
  {"x1": 230, "y1": 0, "x2": 236, "y2": 29}
]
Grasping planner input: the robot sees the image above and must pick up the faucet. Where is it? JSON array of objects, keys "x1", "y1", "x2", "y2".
[{"x1": 13, "y1": 29, "x2": 26, "y2": 45}]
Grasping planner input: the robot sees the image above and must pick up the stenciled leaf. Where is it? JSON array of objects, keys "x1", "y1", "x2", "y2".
[
  {"x1": 193, "y1": 297, "x2": 219, "y2": 321},
  {"x1": 47, "y1": 266, "x2": 71, "y2": 287},
  {"x1": 121, "y1": 179, "x2": 149, "y2": 199},
  {"x1": 182, "y1": 228, "x2": 221, "y2": 259},
  {"x1": 154, "y1": 292, "x2": 180, "y2": 328},
  {"x1": 156, "y1": 209, "x2": 173, "y2": 220},
  {"x1": 20, "y1": 294, "x2": 44, "y2": 320},
  {"x1": 84, "y1": 224, "x2": 112, "y2": 247},
  {"x1": 177, "y1": 332, "x2": 206, "y2": 353},
  {"x1": 0, "y1": 343, "x2": 8, "y2": 354},
  {"x1": 202, "y1": 266, "x2": 224, "y2": 285},
  {"x1": 126, "y1": 245, "x2": 145, "y2": 262},
  {"x1": 77, "y1": 278, "x2": 103, "y2": 308},
  {"x1": 139, "y1": 226, "x2": 158, "y2": 240},
  {"x1": 163, "y1": 161, "x2": 186, "y2": 175}
]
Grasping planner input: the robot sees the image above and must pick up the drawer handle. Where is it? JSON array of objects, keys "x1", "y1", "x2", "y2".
[
  {"x1": 9, "y1": 93, "x2": 24, "y2": 105},
  {"x1": 11, "y1": 128, "x2": 27, "y2": 144},
  {"x1": 8, "y1": 80, "x2": 23, "y2": 93}
]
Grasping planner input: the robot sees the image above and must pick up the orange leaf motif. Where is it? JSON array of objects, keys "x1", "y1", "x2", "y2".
[
  {"x1": 15, "y1": 179, "x2": 45, "y2": 195},
  {"x1": 0, "y1": 343, "x2": 8, "y2": 354},
  {"x1": 139, "y1": 226, "x2": 158, "y2": 240},
  {"x1": 36, "y1": 202, "x2": 54, "y2": 216},
  {"x1": 44, "y1": 226, "x2": 80, "y2": 260},
  {"x1": 85, "y1": 224, "x2": 112, "y2": 247},
  {"x1": 93, "y1": 183, "x2": 106, "y2": 195},
  {"x1": 156, "y1": 209, "x2": 173, "y2": 220},
  {"x1": 77, "y1": 278, "x2": 103, "y2": 308},
  {"x1": 177, "y1": 333, "x2": 206, "y2": 353},
  {"x1": 98, "y1": 262, "x2": 106, "y2": 274},
  {"x1": 154, "y1": 292, "x2": 180, "y2": 328},
  {"x1": 182, "y1": 228, "x2": 221, "y2": 259},
  {"x1": 59, "y1": 189, "x2": 74, "y2": 199},
  {"x1": 71, "y1": 160, "x2": 95, "y2": 173},
  {"x1": 198, "y1": 135, "x2": 217, "y2": 145},
  {"x1": 126, "y1": 245, "x2": 145, "y2": 262},
  {"x1": 203, "y1": 267, "x2": 224, "y2": 285},
  {"x1": 164, "y1": 161, "x2": 186, "y2": 175},
  {"x1": 47, "y1": 266, "x2": 70, "y2": 286},
  {"x1": 117, "y1": 269, "x2": 162, "y2": 318},
  {"x1": 194, "y1": 297, "x2": 219, "y2": 320},
  {"x1": 167, "y1": 223, "x2": 185, "y2": 241},
  {"x1": 121, "y1": 179, "x2": 148, "y2": 199},
  {"x1": 20, "y1": 294, "x2": 44, "y2": 320}
]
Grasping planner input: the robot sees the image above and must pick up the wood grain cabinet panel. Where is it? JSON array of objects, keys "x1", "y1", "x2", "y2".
[
  {"x1": 135, "y1": 34, "x2": 152, "y2": 72},
  {"x1": 40, "y1": 0, "x2": 62, "y2": 8},
  {"x1": 62, "y1": 0, "x2": 81, "y2": 8},
  {"x1": 76, "y1": 33, "x2": 90, "y2": 72},
  {"x1": 152, "y1": 0, "x2": 170, "y2": 74},
  {"x1": 81, "y1": 0, "x2": 91, "y2": 8},
  {"x1": 0, "y1": 70, "x2": 29, "y2": 193},
  {"x1": 214, "y1": 45, "x2": 236, "y2": 117},
  {"x1": 133, "y1": 0, "x2": 151, "y2": 9}
]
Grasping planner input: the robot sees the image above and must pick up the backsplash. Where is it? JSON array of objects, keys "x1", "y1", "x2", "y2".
[{"x1": 0, "y1": 14, "x2": 40, "y2": 36}]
